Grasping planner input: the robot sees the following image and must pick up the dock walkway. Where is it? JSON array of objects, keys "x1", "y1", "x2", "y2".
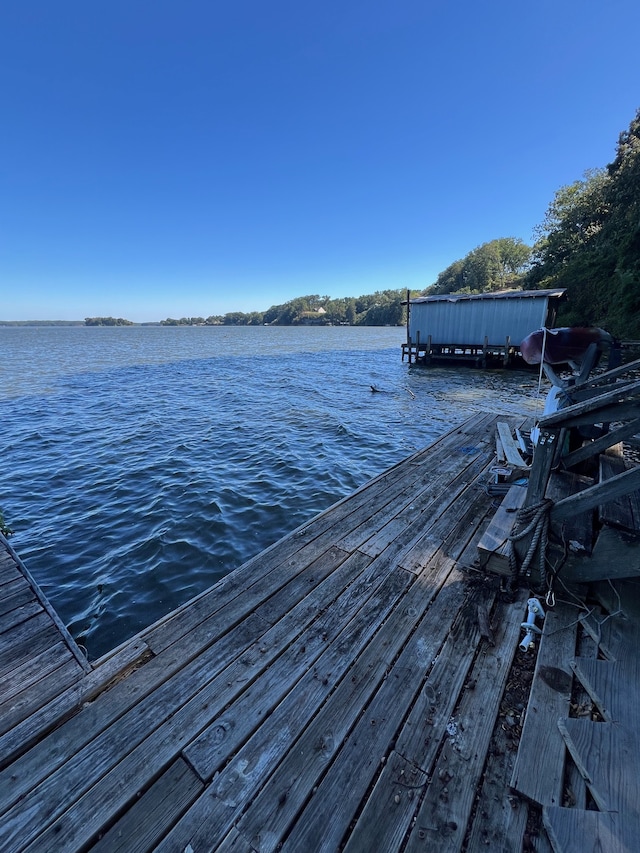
[
  {"x1": 1, "y1": 412, "x2": 538, "y2": 852},
  {"x1": 0, "y1": 536, "x2": 91, "y2": 743}
]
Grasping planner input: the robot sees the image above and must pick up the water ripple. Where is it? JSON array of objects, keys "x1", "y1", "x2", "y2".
[{"x1": 0, "y1": 326, "x2": 541, "y2": 657}]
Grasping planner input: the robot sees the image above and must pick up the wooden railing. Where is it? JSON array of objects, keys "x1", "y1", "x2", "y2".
[{"x1": 493, "y1": 358, "x2": 640, "y2": 589}]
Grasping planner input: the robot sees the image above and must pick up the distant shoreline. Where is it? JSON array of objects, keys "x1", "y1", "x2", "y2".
[{"x1": 0, "y1": 320, "x2": 162, "y2": 327}]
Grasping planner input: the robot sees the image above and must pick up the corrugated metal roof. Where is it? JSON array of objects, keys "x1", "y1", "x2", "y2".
[{"x1": 409, "y1": 288, "x2": 566, "y2": 304}]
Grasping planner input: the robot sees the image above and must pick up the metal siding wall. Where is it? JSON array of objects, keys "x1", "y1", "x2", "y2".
[{"x1": 409, "y1": 296, "x2": 551, "y2": 346}]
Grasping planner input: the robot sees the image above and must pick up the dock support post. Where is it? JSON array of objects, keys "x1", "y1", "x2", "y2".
[
  {"x1": 513, "y1": 427, "x2": 562, "y2": 588},
  {"x1": 504, "y1": 335, "x2": 511, "y2": 367}
]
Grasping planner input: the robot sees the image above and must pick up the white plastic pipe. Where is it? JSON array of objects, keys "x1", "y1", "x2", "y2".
[{"x1": 520, "y1": 597, "x2": 546, "y2": 651}]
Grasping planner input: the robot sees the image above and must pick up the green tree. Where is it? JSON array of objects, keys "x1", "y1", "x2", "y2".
[
  {"x1": 427, "y1": 238, "x2": 531, "y2": 295},
  {"x1": 526, "y1": 108, "x2": 640, "y2": 338}
]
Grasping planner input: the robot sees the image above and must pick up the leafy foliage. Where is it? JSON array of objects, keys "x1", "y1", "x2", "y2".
[
  {"x1": 526, "y1": 108, "x2": 640, "y2": 338},
  {"x1": 205, "y1": 290, "x2": 409, "y2": 327},
  {"x1": 426, "y1": 238, "x2": 531, "y2": 295},
  {"x1": 85, "y1": 316, "x2": 134, "y2": 326}
]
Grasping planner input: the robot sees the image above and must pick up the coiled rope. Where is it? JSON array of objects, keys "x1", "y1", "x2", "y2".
[{"x1": 508, "y1": 498, "x2": 554, "y2": 588}]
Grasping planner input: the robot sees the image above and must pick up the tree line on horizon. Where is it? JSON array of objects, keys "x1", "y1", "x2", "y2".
[
  {"x1": 159, "y1": 290, "x2": 406, "y2": 327},
  {"x1": 85, "y1": 108, "x2": 639, "y2": 337}
]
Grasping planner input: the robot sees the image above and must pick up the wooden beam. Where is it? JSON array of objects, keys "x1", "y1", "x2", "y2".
[
  {"x1": 496, "y1": 422, "x2": 529, "y2": 469},
  {"x1": 551, "y1": 466, "x2": 640, "y2": 522},
  {"x1": 553, "y1": 401, "x2": 640, "y2": 429},
  {"x1": 579, "y1": 355, "x2": 640, "y2": 388},
  {"x1": 563, "y1": 376, "x2": 639, "y2": 403},
  {"x1": 539, "y1": 379, "x2": 640, "y2": 428},
  {"x1": 563, "y1": 418, "x2": 640, "y2": 469},
  {"x1": 477, "y1": 484, "x2": 527, "y2": 575},
  {"x1": 561, "y1": 526, "x2": 640, "y2": 583},
  {"x1": 525, "y1": 428, "x2": 561, "y2": 507}
]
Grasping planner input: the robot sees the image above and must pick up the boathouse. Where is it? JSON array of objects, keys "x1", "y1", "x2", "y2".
[{"x1": 403, "y1": 288, "x2": 566, "y2": 366}]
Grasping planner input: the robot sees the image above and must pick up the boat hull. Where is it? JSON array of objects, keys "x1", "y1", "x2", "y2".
[{"x1": 520, "y1": 327, "x2": 610, "y2": 365}]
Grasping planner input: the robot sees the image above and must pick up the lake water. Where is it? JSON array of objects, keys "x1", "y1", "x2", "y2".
[{"x1": 0, "y1": 325, "x2": 543, "y2": 658}]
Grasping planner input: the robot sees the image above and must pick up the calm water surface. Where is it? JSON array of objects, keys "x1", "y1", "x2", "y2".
[{"x1": 0, "y1": 325, "x2": 542, "y2": 658}]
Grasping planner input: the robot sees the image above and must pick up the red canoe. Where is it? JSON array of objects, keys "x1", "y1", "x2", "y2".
[{"x1": 520, "y1": 327, "x2": 612, "y2": 365}]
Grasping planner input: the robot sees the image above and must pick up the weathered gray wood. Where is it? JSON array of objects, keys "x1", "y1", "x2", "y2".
[
  {"x1": 9, "y1": 548, "x2": 438, "y2": 850},
  {"x1": 10, "y1": 415, "x2": 624, "y2": 853},
  {"x1": 0, "y1": 658, "x2": 84, "y2": 738},
  {"x1": 0, "y1": 641, "x2": 71, "y2": 705},
  {"x1": 562, "y1": 526, "x2": 640, "y2": 583},
  {"x1": 546, "y1": 470, "x2": 593, "y2": 555},
  {"x1": 551, "y1": 466, "x2": 640, "y2": 523},
  {"x1": 341, "y1": 430, "x2": 501, "y2": 557},
  {"x1": 0, "y1": 576, "x2": 30, "y2": 600},
  {"x1": 526, "y1": 429, "x2": 561, "y2": 507},
  {"x1": 544, "y1": 807, "x2": 640, "y2": 853},
  {"x1": 0, "y1": 618, "x2": 60, "y2": 678},
  {"x1": 591, "y1": 578, "x2": 640, "y2": 619},
  {"x1": 183, "y1": 550, "x2": 403, "y2": 781},
  {"x1": 563, "y1": 417, "x2": 640, "y2": 469},
  {"x1": 0, "y1": 638, "x2": 148, "y2": 769},
  {"x1": 497, "y1": 421, "x2": 529, "y2": 468},
  {"x1": 442, "y1": 469, "x2": 501, "y2": 561},
  {"x1": 223, "y1": 578, "x2": 471, "y2": 853},
  {"x1": 511, "y1": 603, "x2": 577, "y2": 806},
  {"x1": 599, "y1": 454, "x2": 640, "y2": 531},
  {"x1": 0, "y1": 600, "x2": 43, "y2": 636},
  {"x1": 563, "y1": 626, "x2": 598, "y2": 812},
  {"x1": 579, "y1": 356, "x2": 640, "y2": 388},
  {"x1": 0, "y1": 584, "x2": 35, "y2": 618},
  {"x1": 571, "y1": 658, "x2": 640, "y2": 725},
  {"x1": 340, "y1": 751, "x2": 428, "y2": 853},
  {"x1": 91, "y1": 758, "x2": 204, "y2": 853},
  {"x1": 401, "y1": 593, "x2": 527, "y2": 853},
  {"x1": 0, "y1": 612, "x2": 267, "y2": 833},
  {"x1": 3, "y1": 432, "x2": 500, "y2": 844},
  {"x1": 397, "y1": 459, "x2": 499, "y2": 571},
  {"x1": 477, "y1": 484, "x2": 527, "y2": 575},
  {"x1": 558, "y1": 719, "x2": 640, "y2": 814},
  {"x1": 161, "y1": 565, "x2": 467, "y2": 853},
  {"x1": 567, "y1": 377, "x2": 640, "y2": 408},
  {"x1": 0, "y1": 536, "x2": 90, "y2": 672},
  {"x1": 464, "y1": 727, "x2": 529, "y2": 853},
  {"x1": 581, "y1": 609, "x2": 640, "y2": 664},
  {"x1": 539, "y1": 379, "x2": 640, "y2": 428},
  {"x1": 558, "y1": 400, "x2": 640, "y2": 428},
  {"x1": 342, "y1": 585, "x2": 500, "y2": 853}
]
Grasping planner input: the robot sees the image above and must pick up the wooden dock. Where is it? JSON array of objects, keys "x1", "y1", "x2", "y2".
[{"x1": 1, "y1": 403, "x2": 639, "y2": 852}]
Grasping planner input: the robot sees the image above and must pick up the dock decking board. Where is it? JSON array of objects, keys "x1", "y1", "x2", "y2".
[
  {"x1": 7, "y1": 412, "x2": 635, "y2": 851},
  {"x1": 510, "y1": 603, "x2": 578, "y2": 807}
]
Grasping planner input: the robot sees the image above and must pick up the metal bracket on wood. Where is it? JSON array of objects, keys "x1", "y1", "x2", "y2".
[{"x1": 520, "y1": 597, "x2": 546, "y2": 652}]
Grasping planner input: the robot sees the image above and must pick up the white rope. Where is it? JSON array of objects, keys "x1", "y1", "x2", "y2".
[{"x1": 534, "y1": 326, "x2": 548, "y2": 424}]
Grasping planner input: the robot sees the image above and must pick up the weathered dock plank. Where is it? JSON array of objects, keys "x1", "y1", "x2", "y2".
[
  {"x1": 402, "y1": 592, "x2": 527, "y2": 853},
  {"x1": 3, "y1": 413, "x2": 583, "y2": 853},
  {"x1": 511, "y1": 603, "x2": 578, "y2": 807},
  {"x1": 90, "y1": 757, "x2": 204, "y2": 853},
  {"x1": 544, "y1": 808, "x2": 640, "y2": 853}
]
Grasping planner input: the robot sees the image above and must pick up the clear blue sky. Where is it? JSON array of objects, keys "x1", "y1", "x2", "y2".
[{"x1": 2, "y1": 1, "x2": 639, "y2": 322}]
